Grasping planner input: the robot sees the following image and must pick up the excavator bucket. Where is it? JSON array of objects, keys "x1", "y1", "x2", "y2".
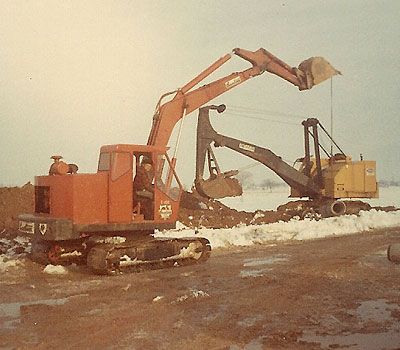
[
  {"x1": 298, "y1": 57, "x2": 341, "y2": 87},
  {"x1": 195, "y1": 173, "x2": 243, "y2": 199}
]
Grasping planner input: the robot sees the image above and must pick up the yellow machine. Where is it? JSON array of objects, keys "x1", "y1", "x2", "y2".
[
  {"x1": 195, "y1": 107, "x2": 378, "y2": 218},
  {"x1": 292, "y1": 156, "x2": 378, "y2": 199}
]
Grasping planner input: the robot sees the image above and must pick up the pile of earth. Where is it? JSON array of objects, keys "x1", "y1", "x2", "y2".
[
  {"x1": 178, "y1": 190, "x2": 286, "y2": 228},
  {"x1": 0, "y1": 185, "x2": 397, "y2": 235},
  {"x1": 177, "y1": 190, "x2": 383, "y2": 228},
  {"x1": 0, "y1": 183, "x2": 34, "y2": 233}
]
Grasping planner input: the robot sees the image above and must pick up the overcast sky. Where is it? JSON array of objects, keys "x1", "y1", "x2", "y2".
[{"x1": 1, "y1": 0, "x2": 399, "y2": 187}]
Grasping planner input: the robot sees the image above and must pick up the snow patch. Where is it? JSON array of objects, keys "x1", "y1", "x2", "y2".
[
  {"x1": 0, "y1": 256, "x2": 23, "y2": 272},
  {"x1": 0, "y1": 238, "x2": 12, "y2": 245},
  {"x1": 43, "y1": 264, "x2": 68, "y2": 275},
  {"x1": 175, "y1": 221, "x2": 188, "y2": 230},
  {"x1": 103, "y1": 236, "x2": 126, "y2": 244},
  {"x1": 199, "y1": 202, "x2": 208, "y2": 210},
  {"x1": 153, "y1": 296, "x2": 164, "y2": 302},
  {"x1": 13, "y1": 236, "x2": 30, "y2": 245},
  {"x1": 250, "y1": 211, "x2": 265, "y2": 224},
  {"x1": 173, "y1": 289, "x2": 210, "y2": 303},
  {"x1": 178, "y1": 242, "x2": 202, "y2": 259},
  {"x1": 122, "y1": 284, "x2": 131, "y2": 291}
]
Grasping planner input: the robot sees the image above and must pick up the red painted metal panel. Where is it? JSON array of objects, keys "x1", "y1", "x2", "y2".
[
  {"x1": 108, "y1": 152, "x2": 133, "y2": 223},
  {"x1": 72, "y1": 174, "x2": 108, "y2": 225},
  {"x1": 36, "y1": 173, "x2": 108, "y2": 225}
]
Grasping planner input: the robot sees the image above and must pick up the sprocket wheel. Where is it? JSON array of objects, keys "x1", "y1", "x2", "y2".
[{"x1": 47, "y1": 244, "x2": 62, "y2": 265}]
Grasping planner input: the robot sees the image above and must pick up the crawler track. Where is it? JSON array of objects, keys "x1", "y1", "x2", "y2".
[
  {"x1": 86, "y1": 237, "x2": 211, "y2": 275},
  {"x1": 29, "y1": 236, "x2": 211, "y2": 275}
]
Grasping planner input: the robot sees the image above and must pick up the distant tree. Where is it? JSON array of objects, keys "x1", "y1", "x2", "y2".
[
  {"x1": 237, "y1": 171, "x2": 255, "y2": 189},
  {"x1": 379, "y1": 180, "x2": 400, "y2": 188},
  {"x1": 260, "y1": 179, "x2": 284, "y2": 191}
]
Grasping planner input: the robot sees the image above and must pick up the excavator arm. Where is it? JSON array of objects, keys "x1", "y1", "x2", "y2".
[
  {"x1": 195, "y1": 105, "x2": 322, "y2": 199},
  {"x1": 147, "y1": 48, "x2": 339, "y2": 148}
]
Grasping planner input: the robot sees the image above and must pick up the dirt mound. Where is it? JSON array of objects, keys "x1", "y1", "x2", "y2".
[
  {"x1": 0, "y1": 183, "x2": 34, "y2": 232},
  {"x1": 179, "y1": 190, "x2": 293, "y2": 228}
]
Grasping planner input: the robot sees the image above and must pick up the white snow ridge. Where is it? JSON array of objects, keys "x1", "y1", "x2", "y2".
[{"x1": 156, "y1": 210, "x2": 400, "y2": 249}]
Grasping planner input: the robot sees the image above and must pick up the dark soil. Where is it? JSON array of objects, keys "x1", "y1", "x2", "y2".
[{"x1": 0, "y1": 184, "x2": 34, "y2": 232}]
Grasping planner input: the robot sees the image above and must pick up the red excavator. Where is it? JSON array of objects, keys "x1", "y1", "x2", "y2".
[{"x1": 18, "y1": 48, "x2": 338, "y2": 274}]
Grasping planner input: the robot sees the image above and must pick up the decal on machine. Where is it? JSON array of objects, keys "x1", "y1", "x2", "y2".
[
  {"x1": 366, "y1": 168, "x2": 375, "y2": 176},
  {"x1": 39, "y1": 223, "x2": 48, "y2": 235},
  {"x1": 225, "y1": 76, "x2": 241, "y2": 89},
  {"x1": 159, "y1": 203, "x2": 173, "y2": 220},
  {"x1": 239, "y1": 143, "x2": 255, "y2": 152},
  {"x1": 19, "y1": 221, "x2": 34, "y2": 234}
]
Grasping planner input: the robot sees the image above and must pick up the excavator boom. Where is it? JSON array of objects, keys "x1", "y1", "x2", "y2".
[{"x1": 147, "y1": 48, "x2": 339, "y2": 148}]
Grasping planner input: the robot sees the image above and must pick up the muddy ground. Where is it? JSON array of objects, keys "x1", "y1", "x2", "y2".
[
  {"x1": 1, "y1": 185, "x2": 400, "y2": 349},
  {"x1": 1, "y1": 228, "x2": 400, "y2": 349}
]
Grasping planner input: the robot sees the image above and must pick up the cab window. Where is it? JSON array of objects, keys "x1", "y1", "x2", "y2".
[
  {"x1": 155, "y1": 153, "x2": 181, "y2": 201},
  {"x1": 111, "y1": 152, "x2": 131, "y2": 181},
  {"x1": 98, "y1": 152, "x2": 111, "y2": 171}
]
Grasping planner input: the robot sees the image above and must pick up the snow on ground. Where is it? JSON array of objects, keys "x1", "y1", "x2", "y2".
[
  {"x1": 156, "y1": 210, "x2": 400, "y2": 249},
  {"x1": 157, "y1": 187, "x2": 400, "y2": 249},
  {"x1": 366, "y1": 186, "x2": 400, "y2": 208},
  {"x1": 220, "y1": 186, "x2": 400, "y2": 212},
  {"x1": 0, "y1": 236, "x2": 29, "y2": 272},
  {"x1": 173, "y1": 289, "x2": 210, "y2": 304},
  {"x1": 220, "y1": 186, "x2": 295, "y2": 212}
]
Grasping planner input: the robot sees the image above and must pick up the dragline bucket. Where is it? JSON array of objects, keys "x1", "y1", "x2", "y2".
[{"x1": 196, "y1": 170, "x2": 243, "y2": 199}]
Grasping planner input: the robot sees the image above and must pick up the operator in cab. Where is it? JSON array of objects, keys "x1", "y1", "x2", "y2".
[{"x1": 133, "y1": 155, "x2": 154, "y2": 219}]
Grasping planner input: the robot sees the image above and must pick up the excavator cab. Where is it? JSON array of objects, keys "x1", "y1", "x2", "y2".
[{"x1": 98, "y1": 145, "x2": 183, "y2": 225}]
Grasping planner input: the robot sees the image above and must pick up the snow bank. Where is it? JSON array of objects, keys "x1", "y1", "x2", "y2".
[{"x1": 155, "y1": 210, "x2": 400, "y2": 249}]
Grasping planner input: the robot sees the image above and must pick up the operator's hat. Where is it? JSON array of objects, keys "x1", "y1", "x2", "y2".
[{"x1": 142, "y1": 156, "x2": 152, "y2": 165}]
